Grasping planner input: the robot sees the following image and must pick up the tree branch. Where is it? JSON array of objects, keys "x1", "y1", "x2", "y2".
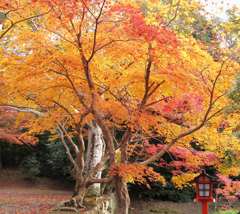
[
  {"x1": 87, "y1": 0, "x2": 106, "y2": 62},
  {"x1": 87, "y1": 177, "x2": 112, "y2": 186},
  {"x1": 141, "y1": 61, "x2": 227, "y2": 165},
  {"x1": 57, "y1": 126, "x2": 80, "y2": 173},
  {"x1": 58, "y1": 123, "x2": 79, "y2": 155},
  {"x1": 0, "y1": 9, "x2": 52, "y2": 40},
  {"x1": 0, "y1": 105, "x2": 43, "y2": 116},
  {"x1": 165, "y1": 0, "x2": 180, "y2": 27}
]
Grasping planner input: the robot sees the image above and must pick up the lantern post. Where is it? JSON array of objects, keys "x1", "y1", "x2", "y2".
[{"x1": 194, "y1": 170, "x2": 217, "y2": 214}]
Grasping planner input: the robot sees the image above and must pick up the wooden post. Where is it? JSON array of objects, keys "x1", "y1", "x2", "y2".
[{"x1": 202, "y1": 201, "x2": 208, "y2": 214}]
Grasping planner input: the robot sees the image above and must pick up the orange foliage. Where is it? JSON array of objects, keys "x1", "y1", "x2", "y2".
[
  {"x1": 0, "y1": 0, "x2": 240, "y2": 195},
  {"x1": 0, "y1": 109, "x2": 36, "y2": 145},
  {"x1": 109, "y1": 163, "x2": 166, "y2": 185}
]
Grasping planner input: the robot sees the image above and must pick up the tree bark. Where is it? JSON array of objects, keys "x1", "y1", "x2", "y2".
[
  {"x1": 114, "y1": 176, "x2": 130, "y2": 214},
  {"x1": 85, "y1": 121, "x2": 105, "y2": 196},
  {"x1": 71, "y1": 177, "x2": 87, "y2": 208},
  {"x1": 0, "y1": 145, "x2": 2, "y2": 170}
]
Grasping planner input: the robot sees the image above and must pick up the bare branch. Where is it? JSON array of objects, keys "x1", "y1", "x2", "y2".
[
  {"x1": 145, "y1": 96, "x2": 169, "y2": 107},
  {"x1": 52, "y1": 59, "x2": 89, "y2": 109},
  {"x1": 212, "y1": 92, "x2": 227, "y2": 106},
  {"x1": 140, "y1": 45, "x2": 153, "y2": 107},
  {"x1": 206, "y1": 108, "x2": 225, "y2": 121},
  {"x1": 0, "y1": 105, "x2": 43, "y2": 116},
  {"x1": 58, "y1": 123, "x2": 79, "y2": 155},
  {"x1": 87, "y1": 0, "x2": 106, "y2": 62},
  {"x1": 80, "y1": 0, "x2": 96, "y2": 18},
  {"x1": 147, "y1": 81, "x2": 165, "y2": 99},
  {"x1": 57, "y1": 126, "x2": 80, "y2": 173},
  {"x1": 165, "y1": 0, "x2": 180, "y2": 27},
  {"x1": 52, "y1": 99, "x2": 75, "y2": 121}
]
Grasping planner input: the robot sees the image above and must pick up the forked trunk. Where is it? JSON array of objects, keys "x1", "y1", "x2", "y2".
[
  {"x1": 114, "y1": 176, "x2": 130, "y2": 214},
  {"x1": 58, "y1": 121, "x2": 106, "y2": 209}
]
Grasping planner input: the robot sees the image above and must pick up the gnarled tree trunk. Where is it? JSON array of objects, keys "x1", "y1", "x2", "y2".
[
  {"x1": 85, "y1": 121, "x2": 105, "y2": 196},
  {"x1": 114, "y1": 176, "x2": 130, "y2": 214},
  {"x1": 58, "y1": 121, "x2": 106, "y2": 210},
  {"x1": 71, "y1": 178, "x2": 87, "y2": 208}
]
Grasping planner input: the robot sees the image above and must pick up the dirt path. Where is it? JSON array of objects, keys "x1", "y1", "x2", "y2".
[
  {"x1": 0, "y1": 189, "x2": 71, "y2": 214},
  {"x1": 0, "y1": 169, "x2": 72, "y2": 214}
]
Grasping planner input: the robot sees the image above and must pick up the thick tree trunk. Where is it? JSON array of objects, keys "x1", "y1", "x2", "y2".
[
  {"x1": 71, "y1": 178, "x2": 87, "y2": 208},
  {"x1": 58, "y1": 121, "x2": 106, "y2": 209},
  {"x1": 114, "y1": 176, "x2": 130, "y2": 214},
  {"x1": 85, "y1": 121, "x2": 105, "y2": 196}
]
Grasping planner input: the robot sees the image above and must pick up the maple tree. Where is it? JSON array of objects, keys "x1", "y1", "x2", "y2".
[
  {"x1": 0, "y1": 1, "x2": 41, "y2": 171},
  {"x1": 0, "y1": 0, "x2": 240, "y2": 213},
  {"x1": 0, "y1": 2, "x2": 41, "y2": 168},
  {"x1": 0, "y1": 109, "x2": 30, "y2": 145}
]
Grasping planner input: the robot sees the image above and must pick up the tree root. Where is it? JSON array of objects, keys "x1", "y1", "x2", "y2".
[
  {"x1": 52, "y1": 206, "x2": 79, "y2": 213},
  {"x1": 51, "y1": 199, "x2": 87, "y2": 213}
]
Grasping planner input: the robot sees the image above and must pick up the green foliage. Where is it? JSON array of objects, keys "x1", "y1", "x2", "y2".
[
  {"x1": 192, "y1": 18, "x2": 215, "y2": 43},
  {"x1": 40, "y1": 141, "x2": 72, "y2": 180},
  {"x1": 213, "y1": 210, "x2": 240, "y2": 214},
  {"x1": 0, "y1": 141, "x2": 31, "y2": 167},
  {"x1": 0, "y1": 12, "x2": 6, "y2": 23},
  {"x1": 226, "y1": 74, "x2": 240, "y2": 138},
  {"x1": 21, "y1": 155, "x2": 41, "y2": 180},
  {"x1": 21, "y1": 132, "x2": 73, "y2": 182},
  {"x1": 0, "y1": 132, "x2": 73, "y2": 183},
  {"x1": 149, "y1": 208, "x2": 179, "y2": 214},
  {"x1": 128, "y1": 183, "x2": 195, "y2": 202},
  {"x1": 228, "y1": 74, "x2": 240, "y2": 103}
]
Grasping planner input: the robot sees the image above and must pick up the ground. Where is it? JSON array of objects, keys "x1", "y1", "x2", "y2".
[
  {"x1": 0, "y1": 169, "x2": 239, "y2": 214},
  {"x1": 130, "y1": 200, "x2": 240, "y2": 214},
  {"x1": 0, "y1": 169, "x2": 71, "y2": 214},
  {"x1": 131, "y1": 200, "x2": 205, "y2": 214}
]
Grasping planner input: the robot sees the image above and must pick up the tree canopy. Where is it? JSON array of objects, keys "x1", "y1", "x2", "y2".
[{"x1": 0, "y1": 0, "x2": 240, "y2": 213}]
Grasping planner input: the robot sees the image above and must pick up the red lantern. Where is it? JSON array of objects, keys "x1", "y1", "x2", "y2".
[{"x1": 194, "y1": 170, "x2": 217, "y2": 214}]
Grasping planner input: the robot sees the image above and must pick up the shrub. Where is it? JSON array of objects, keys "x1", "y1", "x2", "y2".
[
  {"x1": 0, "y1": 141, "x2": 31, "y2": 168},
  {"x1": 41, "y1": 141, "x2": 72, "y2": 181},
  {"x1": 149, "y1": 208, "x2": 179, "y2": 214},
  {"x1": 20, "y1": 132, "x2": 73, "y2": 183},
  {"x1": 128, "y1": 183, "x2": 195, "y2": 202},
  {"x1": 213, "y1": 210, "x2": 240, "y2": 214},
  {"x1": 21, "y1": 155, "x2": 41, "y2": 181}
]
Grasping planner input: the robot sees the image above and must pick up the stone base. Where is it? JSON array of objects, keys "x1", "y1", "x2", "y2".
[{"x1": 83, "y1": 194, "x2": 116, "y2": 214}]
